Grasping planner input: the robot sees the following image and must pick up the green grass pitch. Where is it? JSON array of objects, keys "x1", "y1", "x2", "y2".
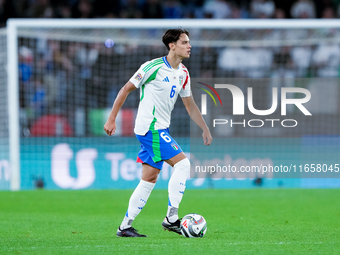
[{"x1": 0, "y1": 189, "x2": 339, "y2": 255}]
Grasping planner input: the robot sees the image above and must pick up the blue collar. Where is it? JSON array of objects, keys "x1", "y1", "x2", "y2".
[
  {"x1": 162, "y1": 56, "x2": 180, "y2": 70},
  {"x1": 162, "y1": 56, "x2": 172, "y2": 69}
]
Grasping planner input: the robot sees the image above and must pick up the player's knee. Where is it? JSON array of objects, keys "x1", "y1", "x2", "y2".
[
  {"x1": 176, "y1": 157, "x2": 190, "y2": 167},
  {"x1": 142, "y1": 172, "x2": 158, "y2": 183},
  {"x1": 141, "y1": 164, "x2": 160, "y2": 183},
  {"x1": 142, "y1": 176, "x2": 157, "y2": 183},
  {"x1": 174, "y1": 158, "x2": 190, "y2": 175}
]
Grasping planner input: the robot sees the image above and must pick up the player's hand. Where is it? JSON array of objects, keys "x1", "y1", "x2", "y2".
[
  {"x1": 202, "y1": 129, "x2": 212, "y2": 145},
  {"x1": 104, "y1": 120, "x2": 116, "y2": 136}
]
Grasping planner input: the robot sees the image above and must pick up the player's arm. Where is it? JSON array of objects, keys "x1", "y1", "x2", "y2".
[
  {"x1": 182, "y1": 95, "x2": 212, "y2": 145},
  {"x1": 104, "y1": 81, "x2": 137, "y2": 136}
]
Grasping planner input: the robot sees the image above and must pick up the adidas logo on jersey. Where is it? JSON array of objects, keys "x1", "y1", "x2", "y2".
[{"x1": 163, "y1": 77, "x2": 170, "y2": 82}]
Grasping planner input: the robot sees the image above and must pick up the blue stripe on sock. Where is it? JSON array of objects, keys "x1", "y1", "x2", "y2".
[
  {"x1": 168, "y1": 198, "x2": 172, "y2": 206},
  {"x1": 125, "y1": 210, "x2": 128, "y2": 217}
]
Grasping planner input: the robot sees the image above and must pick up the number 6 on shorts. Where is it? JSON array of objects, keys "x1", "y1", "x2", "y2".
[{"x1": 160, "y1": 132, "x2": 171, "y2": 143}]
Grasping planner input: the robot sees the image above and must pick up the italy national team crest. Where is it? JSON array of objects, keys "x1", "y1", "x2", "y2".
[
  {"x1": 179, "y1": 75, "x2": 183, "y2": 85},
  {"x1": 135, "y1": 73, "x2": 142, "y2": 81},
  {"x1": 171, "y1": 142, "x2": 179, "y2": 150}
]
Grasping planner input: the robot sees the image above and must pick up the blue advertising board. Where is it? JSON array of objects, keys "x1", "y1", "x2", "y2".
[{"x1": 17, "y1": 137, "x2": 340, "y2": 190}]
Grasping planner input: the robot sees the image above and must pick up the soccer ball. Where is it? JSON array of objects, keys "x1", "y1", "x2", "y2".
[{"x1": 180, "y1": 213, "x2": 207, "y2": 238}]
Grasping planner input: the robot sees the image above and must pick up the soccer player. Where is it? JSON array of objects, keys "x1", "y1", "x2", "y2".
[{"x1": 104, "y1": 28, "x2": 212, "y2": 237}]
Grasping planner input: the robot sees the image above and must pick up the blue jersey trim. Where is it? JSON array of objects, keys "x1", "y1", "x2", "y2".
[
  {"x1": 162, "y1": 56, "x2": 172, "y2": 69},
  {"x1": 162, "y1": 56, "x2": 180, "y2": 69}
]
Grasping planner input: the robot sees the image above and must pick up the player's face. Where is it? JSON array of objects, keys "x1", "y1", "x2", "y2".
[{"x1": 174, "y1": 33, "x2": 191, "y2": 59}]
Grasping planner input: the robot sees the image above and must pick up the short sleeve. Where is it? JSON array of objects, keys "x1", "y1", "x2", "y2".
[
  {"x1": 179, "y1": 70, "x2": 191, "y2": 98},
  {"x1": 129, "y1": 61, "x2": 154, "y2": 89}
]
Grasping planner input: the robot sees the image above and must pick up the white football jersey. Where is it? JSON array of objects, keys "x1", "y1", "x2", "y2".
[{"x1": 129, "y1": 56, "x2": 191, "y2": 135}]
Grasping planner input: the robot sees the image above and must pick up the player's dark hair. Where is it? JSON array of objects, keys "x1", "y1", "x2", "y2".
[{"x1": 162, "y1": 28, "x2": 189, "y2": 51}]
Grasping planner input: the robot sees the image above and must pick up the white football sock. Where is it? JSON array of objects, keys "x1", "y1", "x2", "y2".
[
  {"x1": 120, "y1": 179, "x2": 155, "y2": 230},
  {"x1": 167, "y1": 158, "x2": 190, "y2": 223}
]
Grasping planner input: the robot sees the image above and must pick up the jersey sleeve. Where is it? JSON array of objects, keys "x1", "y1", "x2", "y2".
[
  {"x1": 179, "y1": 69, "x2": 191, "y2": 98},
  {"x1": 129, "y1": 61, "x2": 154, "y2": 89}
]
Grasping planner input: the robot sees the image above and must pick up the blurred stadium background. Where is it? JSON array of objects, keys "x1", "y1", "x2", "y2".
[{"x1": 1, "y1": 0, "x2": 340, "y2": 191}]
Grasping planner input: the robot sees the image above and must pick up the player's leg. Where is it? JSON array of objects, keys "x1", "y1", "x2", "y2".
[
  {"x1": 117, "y1": 163, "x2": 160, "y2": 237},
  {"x1": 162, "y1": 152, "x2": 190, "y2": 234},
  {"x1": 133, "y1": 128, "x2": 188, "y2": 234},
  {"x1": 165, "y1": 152, "x2": 189, "y2": 221}
]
